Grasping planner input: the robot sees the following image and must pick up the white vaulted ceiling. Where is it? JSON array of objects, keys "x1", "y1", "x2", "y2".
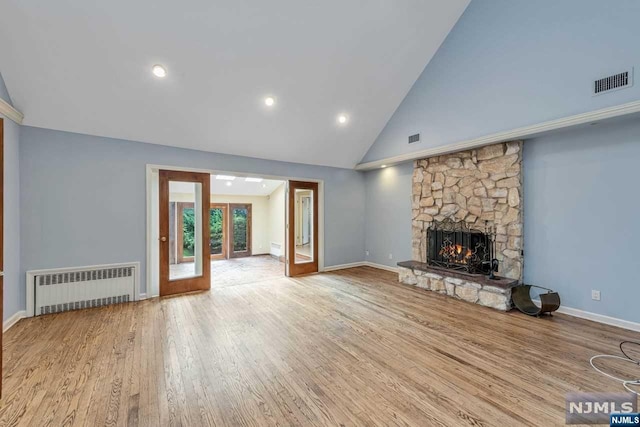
[{"x1": 0, "y1": 0, "x2": 469, "y2": 168}]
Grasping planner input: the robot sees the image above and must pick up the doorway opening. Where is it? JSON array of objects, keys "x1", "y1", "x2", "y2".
[
  {"x1": 287, "y1": 181, "x2": 319, "y2": 276},
  {"x1": 168, "y1": 174, "x2": 287, "y2": 289},
  {"x1": 148, "y1": 166, "x2": 324, "y2": 297}
]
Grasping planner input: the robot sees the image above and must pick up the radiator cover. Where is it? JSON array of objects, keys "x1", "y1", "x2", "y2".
[{"x1": 28, "y1": 263, "x2": 139, "y2": 316}]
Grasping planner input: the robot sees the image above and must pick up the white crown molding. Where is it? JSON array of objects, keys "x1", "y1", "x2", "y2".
[
  {"x1": 3, "y1": 310, "x2": 27, "y2": 332},
  {"x1": 355, "y1": 99, "x2": 640, "y2": 171},
  {"x1": 0, "y1": 98, "x2": 24, "y2": 124}
]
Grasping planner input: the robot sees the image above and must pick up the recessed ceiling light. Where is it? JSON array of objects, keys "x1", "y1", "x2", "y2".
[
  {"x1": 245, "y1": 177, "x2": 263, "y2": 182},
  {"x1": 264, "y1": 96, "x2": 276, "y2": 107},
  {"x1": 381, "y1": 165, "x2": 387, "y2": 168},
  {"x1": 337, "y1": 114, "x2": 348, "y2": 125},
  {"x1": 262, "y1": 184, "x2": 267, "y2": 188},
  {"x1": 225, "y1": 181, "x2": 232, "y2": 187},
  {"x1": 216, "y1": 175, "x2": 236, "y2": 181},
  {"x1": 152, "y1": 64, "x2": 167, "y2": 78}
]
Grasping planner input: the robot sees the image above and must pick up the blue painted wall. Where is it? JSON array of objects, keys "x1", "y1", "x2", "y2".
[
  {"x1": 364, "y1": 162, "x2": 412, "y2": 267},
  {"x1": 362, "y1": 0, "x2": 640, "y2": 163},
  {"x1": 524, "y1": 116, "x2": 640, "y2": 323},
  {"x1": 1, "y1": 71, "x2": 21, "y2": 322},
  {"x1": 19, "y1": 126, "x2": 366, "y2": 303}
]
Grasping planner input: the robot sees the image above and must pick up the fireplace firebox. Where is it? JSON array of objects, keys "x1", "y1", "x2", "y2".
[{"x1": 426, "y1": 218, "x2": 495, "y2": 275}]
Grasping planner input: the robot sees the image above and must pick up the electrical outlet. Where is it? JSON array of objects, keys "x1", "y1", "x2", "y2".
[
  {"x1": 365, "y1": 250, "x2": 370, "y2": 256},
  {"x1": 591, "y1": 290, "x2": 601, "y2": 301},
  {"x1": 388, "y1": 253, "x2": 393, "y2": 260}
]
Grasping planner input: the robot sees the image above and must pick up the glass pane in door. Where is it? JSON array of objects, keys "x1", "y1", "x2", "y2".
[
  {"x1": 210, "y1": 207, "x2": 224, "y2": 256},
  {"x1": 232, "y1": 207, "x2": 248, "y2": 252},
  {"x1": 294, "y1": 188, "x2": 314, "y2": 264},
  {"x1": 169, "y1": 181, "x2": 204, "y2": 280},
  {"x1": 182, "y1": 206, "x2": 195, "y2": 257}
]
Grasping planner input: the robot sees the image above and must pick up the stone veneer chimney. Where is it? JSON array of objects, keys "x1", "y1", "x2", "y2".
[{"x1": 411, "y1": 141, "x2": 524, "y2": 281}]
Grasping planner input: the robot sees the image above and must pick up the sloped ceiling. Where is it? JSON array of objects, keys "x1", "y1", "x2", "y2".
[{"x1": 0, "y1": 0, "x2": 469, "y2": 168}]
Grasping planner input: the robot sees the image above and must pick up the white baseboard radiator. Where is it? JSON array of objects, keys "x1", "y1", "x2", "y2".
[
  {"x1": 28, "y1": 262, "x2": 139, "y2": 316},
  {"x1": 270, "y1": 242, "x2": 282, "y2": 257}
]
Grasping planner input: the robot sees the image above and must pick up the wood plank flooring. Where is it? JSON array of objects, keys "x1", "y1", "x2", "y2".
[{"x1": 1, "y1": 266, "x2": 639, "y2": 426}]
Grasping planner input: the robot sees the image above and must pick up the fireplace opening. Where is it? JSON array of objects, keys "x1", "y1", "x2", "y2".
[{"x1": 426, "y1": 218, "x2": 494, "y2": 275}]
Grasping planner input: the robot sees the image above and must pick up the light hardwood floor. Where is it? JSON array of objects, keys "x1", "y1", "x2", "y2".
[{"x1": 1, "y1": 266, "x2": 638, "y2": 426}]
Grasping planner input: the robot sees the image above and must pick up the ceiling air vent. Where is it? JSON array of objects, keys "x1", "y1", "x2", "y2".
[
  {"x1": 594, "y1": 69, "x2": 633, "y2": 95},
  {"x1": 408, "y1": 133, "x2": 420, "y2": 144}
]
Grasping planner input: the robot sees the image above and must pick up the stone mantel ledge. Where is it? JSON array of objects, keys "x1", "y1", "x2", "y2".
[{"x1": 397, "y1": 261, "x2": 516, "y2": 311}]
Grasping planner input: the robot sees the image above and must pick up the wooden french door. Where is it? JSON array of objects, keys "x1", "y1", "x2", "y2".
[
  {"x1": 159, "y1": 170, "x2": 211, "y2": 296},
  {"x1": 176, "y1": 202, "x2": 195, "y2": 264},
  {"x1": 176, "y1": 202, "x2": 247, "y2": 262},
  {"x1": 209, "y1": 203, "x2": 228, "y2": 260},
  {"x1": 0, "y1": 118, "x2": 4, "y2": 397},
  {"x1": 228, "y1": 204, "x2": 252, "y2": 258},
  {"x1": 287, "y1": 181, "x2": 318, "y2": 276},
  {"x1": 176, "y1": 202, "x2": 228, "y2": 261}
]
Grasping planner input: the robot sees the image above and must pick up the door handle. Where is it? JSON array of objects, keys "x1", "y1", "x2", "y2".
[{"x1": 160, "y1": 237, "x2": 167, "y2": 242}]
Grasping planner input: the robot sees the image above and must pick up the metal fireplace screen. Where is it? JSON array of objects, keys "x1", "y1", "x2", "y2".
[{"x1": 426, "y1": 218, "x2": 494, "y2": 275}]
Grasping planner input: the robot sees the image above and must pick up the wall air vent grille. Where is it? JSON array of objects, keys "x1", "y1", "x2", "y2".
[
  {"x1": 594, "y1": 70, "x2": 632, "y2": 95},
  {"x1": 408, "y1": 133, "x2": 420, "y2": 144}
]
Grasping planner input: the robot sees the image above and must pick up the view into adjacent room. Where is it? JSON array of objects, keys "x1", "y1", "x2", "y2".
[{"x1": 169, "y1": 175, "x2": 287, "y2": 287}]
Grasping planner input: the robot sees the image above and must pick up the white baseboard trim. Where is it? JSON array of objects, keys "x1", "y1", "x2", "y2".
[
  {"x1": 532, "y1": 300, "x2": 640, "y2": 332},
  {"x1": 323, "y1": 261, "x2": 399, "y2": 273},
  {"x1": 3, "y1": 310, "x2": 27, "y2": 332},
  {"x1": 363, "y1": 261, "x2": 399, "y2": 273},
  {"x1": 556, "y1": 306, "x2": 640, "y2": 332},
  {"x1": 139, "y1": 293, "x2": 147, "y2": 300},
  {"x1": 323, "y1": 262, "x2": 366, "y2": 272}
]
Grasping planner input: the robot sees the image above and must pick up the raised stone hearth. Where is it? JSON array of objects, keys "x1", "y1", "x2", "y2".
[{"x1": 398, "y1": 261, "x2": 516, "y2": 311}]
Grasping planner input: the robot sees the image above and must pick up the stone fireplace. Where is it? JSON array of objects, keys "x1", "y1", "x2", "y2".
[
  {"x1": 426, "y1": 218, "x2": 494, "y2": 275},
  {"x1": 398, "y1": 141, "x2": 524, "y2": 310}
]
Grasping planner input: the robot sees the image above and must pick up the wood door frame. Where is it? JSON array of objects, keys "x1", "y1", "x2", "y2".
[
  {"x1": 159, "y1": 170, "x2": 211, "y2": 296},
  {"x1": 209, "y1": 203, "x2": 228, "y2": 260},
  {"x1": 0, "y1": 118, "x2": 4, "y2": 397},
  {"x1": 146, "y1": 165, "x2": 325, "y2": 296},
  {"x1": 228, "y1": 203, "x2": 252, "y2": 258},
  {"x1": 287, "y1": 181, "x2": 319, "y2": 276}
]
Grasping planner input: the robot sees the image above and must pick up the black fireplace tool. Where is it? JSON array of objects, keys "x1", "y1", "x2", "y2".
[{"x1": 487, "y1": 258, "x2": 499, "y2": 280}]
